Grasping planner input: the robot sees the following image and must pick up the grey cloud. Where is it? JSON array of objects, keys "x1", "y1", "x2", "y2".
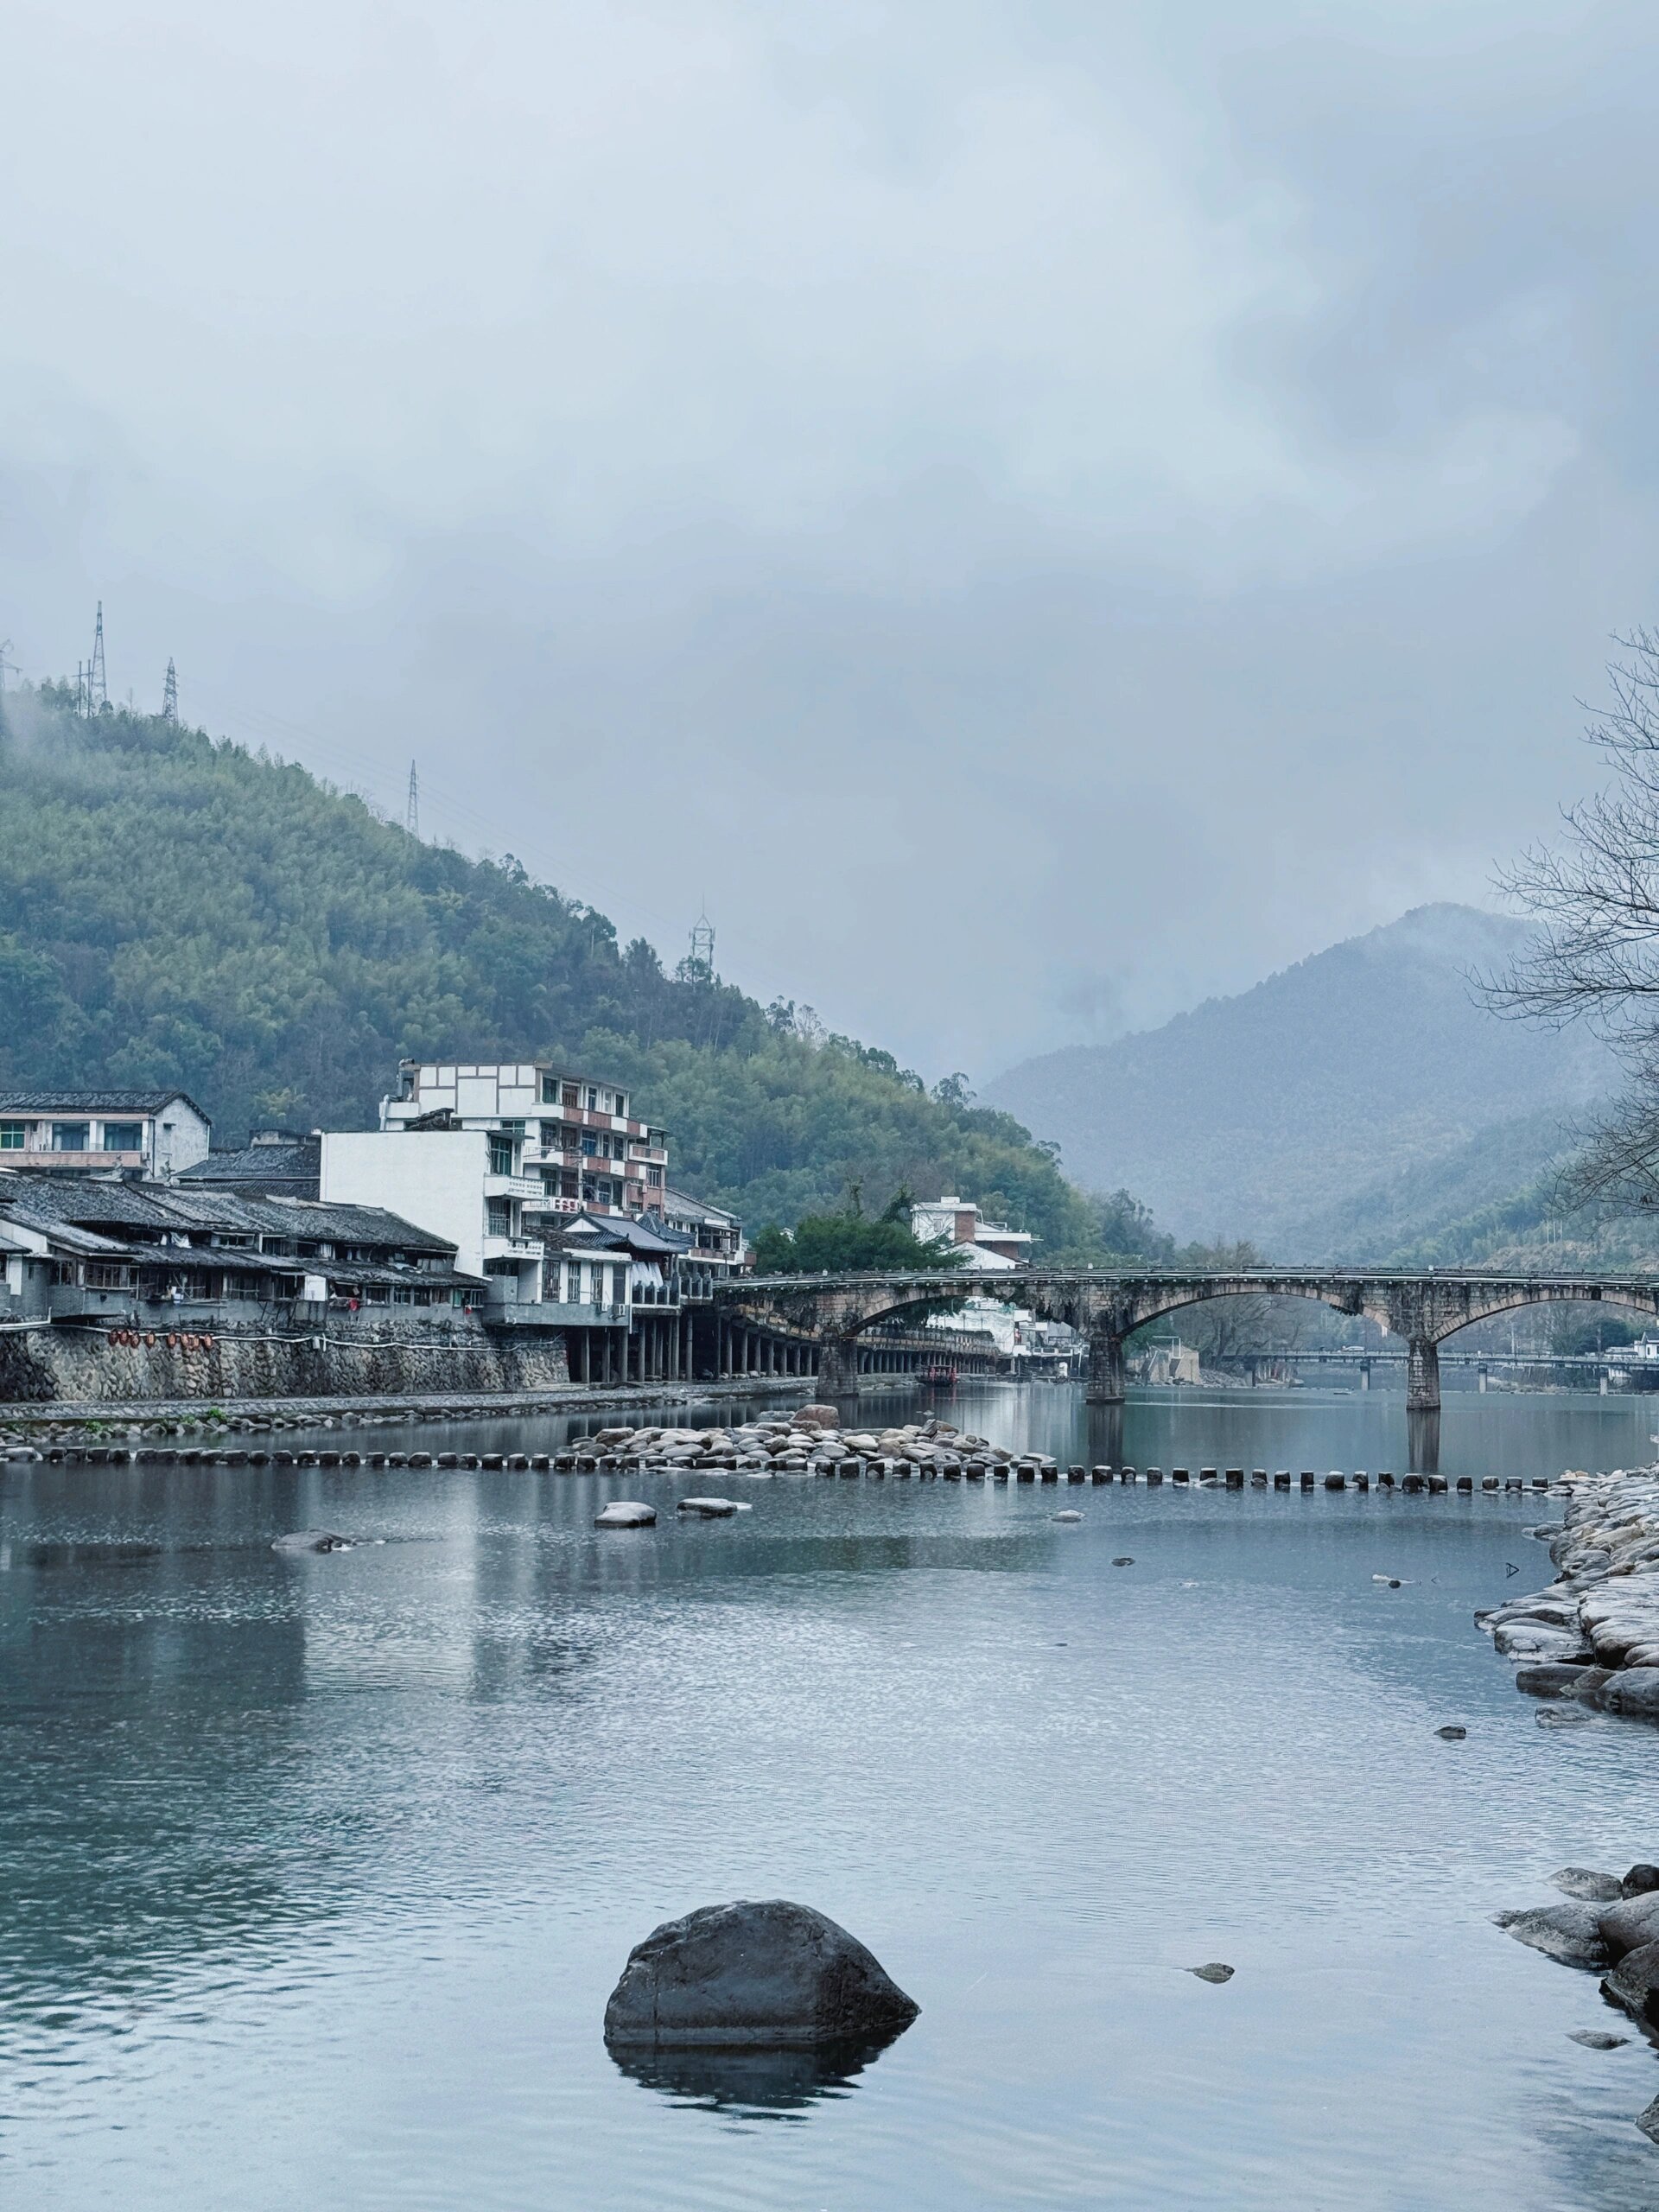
[{"x1": 2, "y1": 1, "x2": 1656, "y2": 1079}]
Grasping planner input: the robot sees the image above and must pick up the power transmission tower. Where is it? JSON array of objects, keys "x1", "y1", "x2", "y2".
[
  {"x1": 88, "y1": 602, "x2": 107, "y2": 710},
  {"x1": 0, "y1": 639, "x2": 16, "y2": 692},
  {"x1": 677, "y1": 906, "x2": 716, "y2": 984},
  {"x1": 74, "y1": 661, "x2": 87, "y2": 716},
  {"x1": 161, "y1": 659, "x2": 178, "y2": 721},
  {"x1": 405, "y1": 760, "x2": 420, "y2": 839}
]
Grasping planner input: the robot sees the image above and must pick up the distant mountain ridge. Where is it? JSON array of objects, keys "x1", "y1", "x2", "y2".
[{"x1": 984, "y1": 905, "x2": 1616, "y2": 1258}]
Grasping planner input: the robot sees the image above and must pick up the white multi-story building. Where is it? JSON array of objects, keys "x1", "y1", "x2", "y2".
[
  {"x1": 384, "y1": 1061, "x2": 669, "y2": 1221},
  {"x1": 0, "y1": 1090, "x2": 211, "y2": 1181},
  {"x1": 318, "y1": 1128, "x2": 544, "y2": 1306}
]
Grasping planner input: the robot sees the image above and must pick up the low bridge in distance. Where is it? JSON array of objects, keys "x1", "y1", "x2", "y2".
[{"x1": 711, "y1": 1267, "x2": 1659, "y2": 1412}]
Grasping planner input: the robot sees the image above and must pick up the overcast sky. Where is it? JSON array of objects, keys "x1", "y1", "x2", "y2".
[{"x1": 3, "y1": 1, "x2": 1654, "y2": 1083}]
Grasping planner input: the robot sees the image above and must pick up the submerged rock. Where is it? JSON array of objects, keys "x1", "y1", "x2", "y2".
[
  {"x1": 1553, "y1": 1868, "x2": 1624, "y2": 1904},
  {"x1": 677, "y1": 1497, "x2": 740, "y2": 1517},
  {"x1": 1568, "y1": 2028, "x2": 1629, "y2": 2049},
  {"x1": 1624, "y1": 1864, "x2": 1659, "y2": 1897},
  {"x1": 594, "y1": 1501, "x2": 657, "y2": 1529},
  {"x1": 1053, "y1": 1510, "x2": 1083, "y2": 1523},
  {"x1": 270, "y1": 1529, "x2": 352, "y2": 1553},
  {"x1": 1434, "y1": 1725, "x2": 1467, "y2": 1741},
  {"x1": 603, "y1": 1899, "x2": 918, "y2": 2049},
  {"x1": 1185, "y1": 1962, "x2": 1234, "y2": 1985},
  {"x1": 1494, "y1": 1903, "x2": 1609, "y2": 1968},
  {"x1": 1111, "y1": 1556, "x2": 1135, "y2": 1567}
]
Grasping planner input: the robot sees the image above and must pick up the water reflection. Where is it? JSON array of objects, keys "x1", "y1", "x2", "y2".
[
  {"x1": 1408, "y1": 1407, "x2": 1441, "y2": 1474},
  {"x1": 607, "y1": 2031, "x2": 903, "y2": 2120}
]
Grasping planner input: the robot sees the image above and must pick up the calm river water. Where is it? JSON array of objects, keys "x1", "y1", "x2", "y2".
[{"x1": 5, "y1": 1383, "x2": 1659, "y2": 2211}]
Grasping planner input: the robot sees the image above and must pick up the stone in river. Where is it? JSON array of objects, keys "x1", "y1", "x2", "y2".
[
  {"x1": 1537, "y1": 1706, "x2": 1592, "y2": 1729},
  {"x1": 603, "y1": 1899, "x2": 918, "y2": 2048},
  {"x1": 1600, "y1": 1940, "x2": 1659, "y2": 2028},
  {"x1": 1053, "y1": 1510, "x2": 1083, "y2": 1523},
  {"x1": 1596, "y1": 1891, "x2": 1659, "y2": 1960},
  {"x1": 1434, "y1": 1725, "x2": 1467, "y2": 1740},
  {"x1": 1553, "y1": 1868, "x2": 1624, "y2": 1903},
  {"x1": 677, "y1": 1497, "x2": 740, "y2": 1517},
  {"x1": 1638, "y1": 2094, "x2": 1659, "y2": 2148},
  {"x1": 595, "y1": 1501, "x2": 657, "y2": 1529},
  {"x1": 1595, "y1": 1669, "x2": 1659, "y2": 1720},
  {"x1": 270, "y1": 1529, "x2": 353, "y2": 1553},
  {"x1": 1516, "y1": 1662, "x2": 1599, "y2": 1699},
  {"x1": 1111, "y1": 1556, "x2": 1135, "y2": 1567},
  {"x1": 1185, "y1": 1963, "x2": 1234, "y2": 1984},
  {"x1": 1568, "y1": 2028, "x2": 1629, "y2": 2049},
  {"x1": 1494, "y1": 1903, "x2": 1608, "y2": 1968},
  {"x1": 1624, "y1": 1864, "x2": 1659, "y2": 1897}
]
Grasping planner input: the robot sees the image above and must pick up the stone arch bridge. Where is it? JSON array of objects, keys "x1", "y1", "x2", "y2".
[{"x1": 713, "y1": 1268, "x2": 1659, "y2": 1411}]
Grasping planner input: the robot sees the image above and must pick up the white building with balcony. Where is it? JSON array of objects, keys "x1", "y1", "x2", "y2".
[
  {"x1": 382, "y1": 1061, "x2": 669, "y2": 1223},
  {"x1": 0, "y1": 1090, "x2": 211, "y2": 1181}
]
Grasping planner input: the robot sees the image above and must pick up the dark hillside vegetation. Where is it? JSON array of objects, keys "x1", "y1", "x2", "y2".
[{"x1": 0, "y1": 686, "x2": 1111, "y2": 1251}]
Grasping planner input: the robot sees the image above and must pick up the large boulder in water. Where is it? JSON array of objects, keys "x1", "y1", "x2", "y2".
[
  {"x1": 1494, "y1": 1902, "x2": 1608, "y2": 1968},
  {"x1": 1597, "y1": 1891, "x2": 1659, "y2": 1961},
  {"x1": 603, "y1": 1899, "x2": 919, "y2": 2048},
  {"x1": 1601, "y1": 1941, "x2": 1659, "y2": 2029}
]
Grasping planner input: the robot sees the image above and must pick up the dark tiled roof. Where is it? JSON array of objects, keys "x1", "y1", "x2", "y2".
[
  {"x1": 179, "y1": 1137, "x2": 320, "y2": 1192},
  {"x1": 0, "y1": 1090, "x2": 211, "y2": 1122},
  {"x1": 0, "y1": 1173, "x2": 453, "y2": 1255}
]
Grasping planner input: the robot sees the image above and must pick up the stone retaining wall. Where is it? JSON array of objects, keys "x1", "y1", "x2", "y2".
[{"x1": 0, "y1": 1310, "x2": 569, "y2": 1404}]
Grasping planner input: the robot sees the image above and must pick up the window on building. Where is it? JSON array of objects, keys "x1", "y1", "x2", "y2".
[
  {"x1": 0, "y1": 1123, "x2": 23, "y2": 1150},
  {"x1": 52, "y1": 1122, "x2": 90, "y2": 1152},
  {"x1": 581, "y1": 1132, "x2": 597, "y2": 1156},
  {"x1": 488, "y1": 1135, "x2": 515, "y2": 1176},
  {"x1": 542, "y1": 1075, "x2": 559, "y2": 1103},
  {"x1": 585, "y1": 1086, "x2": 599, "y2": 1111},
  {"x1": 102, "y1": 1122, "x2": 143, "y2": 1152},
  {"x1": 486, "y1": 1198, "x2": 511, "y2": 1236},
  {"x1": 646, "y1": 1166, "x2": 663, "y2": 1187},
  {"x1": 563, "y1": 1083, "x2": 579, "y2": 1109}
]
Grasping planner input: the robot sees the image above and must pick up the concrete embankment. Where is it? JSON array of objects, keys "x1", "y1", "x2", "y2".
[{"x1": 1481, "y1": 1468, "x2": 1659, "y2": 1720}]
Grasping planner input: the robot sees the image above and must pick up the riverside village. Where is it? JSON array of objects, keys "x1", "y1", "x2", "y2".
[{"x1": 18, "y1": 14, "x2": 1659, "y2": 2205}]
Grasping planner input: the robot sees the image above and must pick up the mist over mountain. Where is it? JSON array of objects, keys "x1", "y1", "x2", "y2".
[{"x1": 983, "y1": 905, "x2": 1616, "y2": 1258}]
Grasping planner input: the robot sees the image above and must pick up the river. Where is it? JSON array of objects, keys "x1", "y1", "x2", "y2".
[{"x1": 4, "y1": 1382, "x2": 1659, "y2": 2210}]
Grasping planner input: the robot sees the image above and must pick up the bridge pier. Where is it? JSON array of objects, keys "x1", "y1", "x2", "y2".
[
  {"x1": 817, "y1": 1336, "x2": 860, "y2": 1398},
  {"x1": 1407, "y1": 1335, "x2": 1440, "y2": 1414},
  {"x1": 1085, "y1": 1328, "x2": 1126, "y2": 1405}
]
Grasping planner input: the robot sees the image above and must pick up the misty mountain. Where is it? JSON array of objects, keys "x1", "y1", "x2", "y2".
[
  {"x1": 984, "y1": 905, "x2": 1616, "y2": 1258},
  {"x1": 0, "y1": 685, "x2": 1104, "y2": 1252}
]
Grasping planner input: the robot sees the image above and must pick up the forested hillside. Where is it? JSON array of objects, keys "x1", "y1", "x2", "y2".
[
  {"x1": 0, "y1": 687, "x2": 1109, "y2": 1252},
  {"x1": 986, "y1": 905, "x2": 1616, "y2": 1256}
]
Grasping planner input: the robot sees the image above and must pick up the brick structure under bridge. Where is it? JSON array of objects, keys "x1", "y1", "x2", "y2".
[{"x1": 713, "y1": 1268, "x2": 1659, "y2": 1412}]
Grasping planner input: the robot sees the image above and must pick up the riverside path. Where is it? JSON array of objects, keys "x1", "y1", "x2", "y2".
[{"x1": 710, "y1": 1266, "x2": 1659, "y2": 1412}]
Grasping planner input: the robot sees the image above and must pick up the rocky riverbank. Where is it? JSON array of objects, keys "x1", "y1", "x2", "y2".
[{"x1": 1480, "y1": 1467, "x2": 1659, "y2": 1720}]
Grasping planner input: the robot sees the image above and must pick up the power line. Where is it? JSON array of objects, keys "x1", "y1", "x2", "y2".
[
  {"x1": 161, "y1": 659, "x2": 179, "y2": 722},
  {"x1": 405, "y1": 760, "x2": 420, "y2": 839}
]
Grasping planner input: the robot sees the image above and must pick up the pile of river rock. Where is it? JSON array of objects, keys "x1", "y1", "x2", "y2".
[
  {"x1": 1479, "y1": 1467, "x2": 1659, "y2": 1721},
  {"x1": 575, "y1": 1405, "x2": 1050, "y2": 1478}
]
